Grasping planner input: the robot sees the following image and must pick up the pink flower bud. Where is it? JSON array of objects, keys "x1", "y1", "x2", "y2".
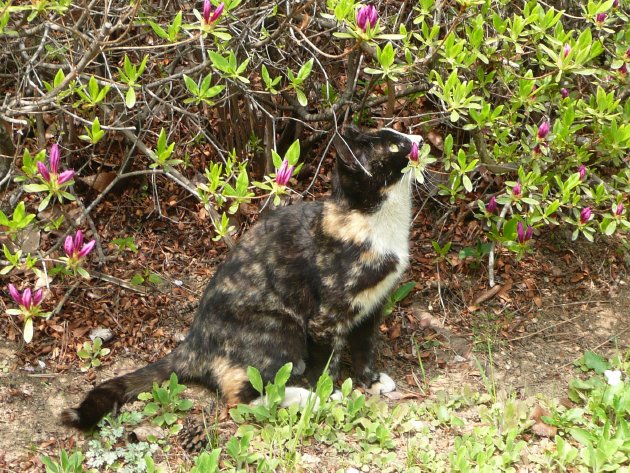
[
  {"x1": 516, "y1": 221, "x2": 533, "y2": 243},
  {"x1": 37, "y1": 161, "x2": 51, "y2": 182},
  {"x1": 202, "y1": 0, "x2": 211, "y2": 23},
  {"x1": 537, "y1": 121, "x2": 550, "y2": 139},
  {"x1": 512, "y1": 182, "x2": 522, "y2": 197},
  {"x1": 626, "y1": 47, "x2": 630, "y2": 59},
  {"x1": 561, "y1": 88, "x2": 569, "y2": 98},
  {"x1": 525, "y1": 225, "x2": 534, "y2": 241},
  {"x1": 209, "y1": 2, "x2": 224, "y2": 22},
  {"x1": 486, "y1": 196, "x2": 498, "y2": 213},
  {"x1": 563, "y1": 43, "x2": 571, "y2": 58},
  {"x1": 613, "y1": 0, "x2": 619, "y2": 7},
  {"x1": 615, "y1": 202, "x2": 624, "y2": 216},
  {"x1": 33, "y1": 288, "x2": 43, "y2": 306},
  {"x1": 22, "y1": 287, "x2": 32, "y2": 310},
  {"x1": 8, "y1": 284, "x2": 23, "y2": 305},
  {"x1": 409, "y1": 142, "x2": 419, "y2": 162},
  {"x1": 275, "y1": 159, "x2": 294, "y2": 187},
  {"x1": 78, "y1": 240, "x2": 96, "y2": 258},
  {"x1": 578, "y1": 165, "x2": 587, "y2": 180},
  {"x1": 357, "y1": 5, "x2": 378, "y2": 31},
  {"x1": 49, "y1": 143, "x2": 60, "y2": 174},
  {"x1": 57, "y1": 169, "x2": 75, "y2": 185},
  {"x1": 533, "y1": 144, "x2": 541, "y2": 155},
  {"x1": 619, "y1": 63, "x2": 628, "y2": 76},
  {"x1": 64, "y1": 235, "x2": 75, "y2": 257},
  {"x1": 516, "y1": 221, "x2": 525, "y2": 243},
  {"x1": 595, "y1": 13, "x2": 606, "y2": 23},
  {"x1": 580, "y1": 207, "x2": 592, "y2": 224},
  {"x1": 74, "y1": 230, "x2": 84, "y2": 251}
]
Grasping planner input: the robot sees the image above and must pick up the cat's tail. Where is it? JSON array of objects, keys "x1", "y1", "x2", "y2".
[{"x1": 61, "y1": 348, "x2": 182, "y2": 430}]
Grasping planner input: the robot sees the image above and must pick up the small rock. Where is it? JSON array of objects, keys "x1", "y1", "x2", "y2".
[
  {"x1": 129, "y1": 425, "x2": 165, "y2": 442},
  {"x1": 301, "y1": 454, "x2": 320, "y2": 464},
  {"x1": 89, "y1": 327, "x2": 114, "y2": 342}
]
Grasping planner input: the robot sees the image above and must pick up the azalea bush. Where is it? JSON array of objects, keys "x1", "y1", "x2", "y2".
[{"x1": 1, "y1": 0, "x2": 629, "y2": 342}]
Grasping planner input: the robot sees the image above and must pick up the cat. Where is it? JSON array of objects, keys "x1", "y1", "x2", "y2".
[{"x1": 61, "y1": 126, "x2": 424, "y2": 429}]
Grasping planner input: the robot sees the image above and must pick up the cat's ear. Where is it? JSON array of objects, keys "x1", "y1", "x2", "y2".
[{"x1": 333, "y1": 126, "x2": 368, "y2": 172}]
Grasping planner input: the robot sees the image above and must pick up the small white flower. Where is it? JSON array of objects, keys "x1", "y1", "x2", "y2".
[{"x1": 604, "y1": 369, "x2": 622, "y2": 387}]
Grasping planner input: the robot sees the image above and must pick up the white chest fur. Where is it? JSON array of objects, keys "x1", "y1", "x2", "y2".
[{"x1": 352, "y1": 175, "x2": 412, "y2": 316}]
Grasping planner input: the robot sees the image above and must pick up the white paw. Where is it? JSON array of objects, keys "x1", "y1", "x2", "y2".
[
  {"x1": 366, "y1": 372, "x2": 396, "y2": 395},
  {"x1": 251, "y1": 387, "x2": 319, "y2": 409},
  {"x1": 281, "y1": 387, "x2": 316, "y2": 408},
  {"x1": 330, "y1": 390, "x2": 343, "y2": 402}
]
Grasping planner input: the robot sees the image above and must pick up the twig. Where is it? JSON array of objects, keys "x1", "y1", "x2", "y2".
[
  {"x1": 89, "y1": 270, "x2": 148, "y2": 294},
  {"x1": 488, "y1": 203, "x2": 511, "y2": 287},
  {"x1": 51, "y1": 281, "x2": 81, "y2": 316}
]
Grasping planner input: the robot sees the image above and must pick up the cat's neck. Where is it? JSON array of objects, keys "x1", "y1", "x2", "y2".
[
  {"x1": 364, "y1": 174, "x2": 412, "y2": 258},
  {"x1": 322, "y1": 174, "x2": 412, "y2": 258}
]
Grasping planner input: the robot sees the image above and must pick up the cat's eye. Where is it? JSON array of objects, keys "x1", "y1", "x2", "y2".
[{"x1": 389, "y1": 144, "x2": 399, "y2": 152}]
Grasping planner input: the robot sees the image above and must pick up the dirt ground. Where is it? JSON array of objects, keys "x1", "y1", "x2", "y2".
[{"x1": 1, "y1": 196, "x2": 628, "y2": 471}]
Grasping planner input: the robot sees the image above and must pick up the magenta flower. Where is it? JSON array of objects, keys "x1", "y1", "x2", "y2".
[
  {"x1": 517, "y1": 221, "x2": 533, "y2": 243},
  {"x1": 561, "y1": 88, "x2": 569, "y2": 98},
  {"x1": 563, "y1": 43, "x2": 571, "y2": 58},
  {"x1": 50, "y1": 143, "x2": 60, "y2": 174},
  {"x1": 533, "y1": 144, "x2": 541, "y2": 155},
  {"x1": 409, "y1": 142, "x2": 419, "y2": 162},
  {"x1": 486, "y1": 196, "x2": 498, "y2": 214},
  {"x1": 615, "y1": 202, "x2": 624, "y2": 216},
  {"x1": 37, "y1": 161, "x2": 51, "y2": 182},
  {"x1": 537, "y1": 121, "x2": 550, "y2": 139},
  {"x1": 356, "y1": 4, "x2": 378, "y2": 31},
  {"x1": 64, "y1": 230, "x2": 96, "y2": 259},
  {"x1": 203, "y1": 0, "x2": 224, "y2": 24},
  {"x1": 619, "y1": 63, "x2": 628, "y2": 76},
  {"x1": 58, "y1": 170, "x2": 76, "y2": 185},
  {"x1": 595, "y1": 12, "x2": 606, "y2": 23},
  {"x1": 512, "y1": 182, "x2": 522, "y2": 197},
  {"x1": 580, "y1": 207, "x2": 592, "y2": 224},
  {"x1": 7, "y1": 284, "x2": 43, "y2": 310},
  {"x1": 37, "y1": 143, "x2": 75, "y2": 186},
  {"x1": 613, "y1": 0, "x2": 619, "y2": 7},
  {"x1": 275, "y1": 160, "x2": 294, "y2": 187},
  {"x1": 578, "y1": 165, "x2": 587, "y2": 180}
]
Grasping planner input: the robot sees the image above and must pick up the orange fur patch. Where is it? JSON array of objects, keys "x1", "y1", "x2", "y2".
[{"x1": 210, "y1": 357, "x2": 249, "y2": 404}]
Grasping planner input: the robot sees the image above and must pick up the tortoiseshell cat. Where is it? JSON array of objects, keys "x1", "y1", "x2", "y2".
[{"x1": 62, "y1": 126, "x2": 424, "y2": 429}]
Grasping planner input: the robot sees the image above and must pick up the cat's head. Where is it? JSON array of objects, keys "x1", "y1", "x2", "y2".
[{"x1": 332, "y1": 126, "x2": 424, "y2": 211}]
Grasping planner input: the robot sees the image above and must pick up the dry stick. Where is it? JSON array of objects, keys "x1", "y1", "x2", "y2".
[
  {"x1": 488, "y1": 202, "x2": 511, "y2": 288},
  {"x1": 7, "y1": 21, "x2": 114, "y2": 114},
  {"x1": 51, "y1": 281, "x2": 81, "y2": 317},
  {"x1": 89, "y1": 269, "x2": 148, "y2": 294}
]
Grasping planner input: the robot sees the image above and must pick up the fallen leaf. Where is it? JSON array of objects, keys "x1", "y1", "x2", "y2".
[
  {"x1": 530, "y1": 404, "x2": 557, "y2": 438},
  {"x1": 129, "y1": 425, "x2": 165, "y2": 442},
  {"x1": 79, "y1": 172, "x2": 117, "y2": 193},
  {"x1": 472, "y1": 284, "x2": 502, "y2": 306}
]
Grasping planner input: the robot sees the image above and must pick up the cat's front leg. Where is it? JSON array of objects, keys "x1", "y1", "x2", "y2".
[{"x1": 348, "y1": 312, "x2": 396, "y2": 395}]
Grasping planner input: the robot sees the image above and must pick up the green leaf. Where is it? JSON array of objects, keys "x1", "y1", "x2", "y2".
[
  {"x1": 284, "y1": 139, "x2": 300, "y2": 165},
  {"x1": 274, "y1": 362, "x2": 292, "y2": 387},
  {"x1": 247, "y1": 366, "x2": 264, "y2": 395},
  {"x1": 125, "y1": 87, "x2": 136, "y2": 108},
  {"x1": 295, "y1": 88, "x2": 307, "y2": 107},
  {"x1": 23, "y1": 317, "x2": 34, "y2": 343},
  {"x1": 582, "y1": 351, "x2": 610, "y2": 374}
]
